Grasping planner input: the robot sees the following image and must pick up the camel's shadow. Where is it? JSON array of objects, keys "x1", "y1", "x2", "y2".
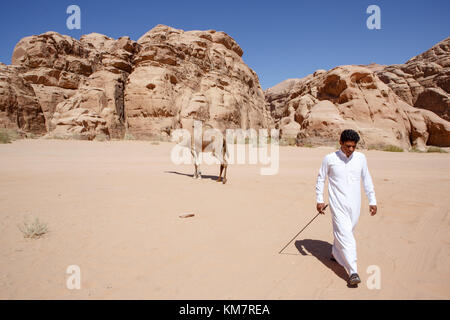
[
  {"x1": 164, "y1": 170, "x2": 220, "y2": 181},
  {"x1": 294, "y1": 239, "x2": 356, "y2": 287}
]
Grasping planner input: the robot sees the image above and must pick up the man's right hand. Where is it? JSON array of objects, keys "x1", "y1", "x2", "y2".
[{"x1": 317, "y1": 203, "x2": 326, "y2": 214}]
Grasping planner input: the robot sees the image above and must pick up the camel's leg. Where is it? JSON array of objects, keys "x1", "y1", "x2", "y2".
[
  {"x1": 191, "y1": 149, "x2": 199, "y2": 179},
  {"x1": 195, "y1": 154, "x2": 202, "y2": 180},
  {"x1": 217, "y1": 164, "x2": 224, "y2": 182},
  {"x1": 222, "y1": 164, "x2": 228, "y2": 184},
  {"x1": 221, "y1": 143, "x2": 228, "y2": 184},
  {"x1": 194, "y1": 163, "x2": 198, "y2": 179}
]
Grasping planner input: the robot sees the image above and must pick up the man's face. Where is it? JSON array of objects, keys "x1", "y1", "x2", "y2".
[{"x1": 340, "y1": 140, "x2": 357, "y2": 157}]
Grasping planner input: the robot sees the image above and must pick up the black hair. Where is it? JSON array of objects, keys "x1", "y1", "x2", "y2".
[{"x1": 340, "y1": 129, "x2": 360, "y2": 143}]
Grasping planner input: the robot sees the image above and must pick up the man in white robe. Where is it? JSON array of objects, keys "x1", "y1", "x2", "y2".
[{"x1": 315, "y1": 129, "x2": 377, "y2": 286}]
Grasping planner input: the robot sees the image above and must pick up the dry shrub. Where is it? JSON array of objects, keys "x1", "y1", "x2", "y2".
[
  {"x1": 18, "y1": 218, "x2": 48, "y2": 239},
  {"x1": 427, "y1": 146, "x2": 447, "y2": 153},
  {"x1": 368, "y1": 144, "x2": 403, "y2": 152}
]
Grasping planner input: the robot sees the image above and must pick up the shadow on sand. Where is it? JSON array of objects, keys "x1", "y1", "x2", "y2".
[
  {"x1": 294, "y1": 239, "x2": 356, "y2": 287},
  {"x1": 164, "y1": 170, "x2": 219, "y2": 181}
]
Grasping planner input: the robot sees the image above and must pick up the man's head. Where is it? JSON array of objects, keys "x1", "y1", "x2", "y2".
[{"x1": 339, "y1": 129, "x2": 360, "y2": 157}]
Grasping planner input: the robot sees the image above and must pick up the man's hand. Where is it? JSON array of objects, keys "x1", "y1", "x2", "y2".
[
  {"x1": 370, "y1": 205, "x2": 377, "y2": 216},
  {"x1": 317, "y1": 203, "x2": 326, "y2": 214}
]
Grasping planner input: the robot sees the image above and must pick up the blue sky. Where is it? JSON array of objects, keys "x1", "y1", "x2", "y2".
[{"x1": 0, "y1": 0, "x2": 449, "y2": 89}]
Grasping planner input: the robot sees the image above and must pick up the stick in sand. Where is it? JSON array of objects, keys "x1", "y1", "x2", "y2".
[{"x1": 278, "y1": 204, "x2": 328, "y2": 254}]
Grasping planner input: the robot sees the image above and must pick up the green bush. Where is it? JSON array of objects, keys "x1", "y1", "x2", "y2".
[
  {"x1": 0, "y1": 130, "x2": 12, "y2": 144},
  {"x1": 124, "y1": 133, "x2": 136, "y2": 140},
  {"x1": 410, "y1": 147, "x2": 425, "y2": 153},
  {"x1": 0, "y1": 128, "x2": 24, "y2": 143},
  {"x1": 8, "y1": 130, "x2": 20, "y2": 140},
  {"x1": 427, "y1": 146, "x2": 448, "y2": 153},
  {"x1": 25, "y1": 132, "x2": 37, "y2": 139},
  {"x1": 279, "y1": 137, "x2": 297, "y2": 146},
  {"x1": 383, "y1": 145, "x2": 404, "y2": 152},
  {"x1": 94, "y1": 133, "x2": 109, "y2": 142},
  {"x1": 47, "y1": 134, "x2": 66, "y2": 140},
  {"x1": 368, "y1": 144, "x2": 403, "y2": 152}
]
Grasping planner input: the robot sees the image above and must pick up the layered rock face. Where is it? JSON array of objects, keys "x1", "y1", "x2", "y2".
[
  {"x1": 0, "y1": 63, "x2": 46, "y2": 134},
  {"x1": 266, "y1": 65, "x2": 450, "y2": 149},
  {"x1": 374, "y1": 37, "x2": 450, "y2": 121},
  {"x1": 2, "y1": 26, "x2": 449, "y2": 148},
  {"x1": 1, "y1": 25, "x2": 272, "y2": 140},
  {"x1": 125, "y1": 25, "x2": 272, "y2": 138},
  {"x1": 266, "y1": 38, "x2": 450, "y2": 149},
  {"x1": 10, "y1": 31, "x2": 138, "y2": 139}
]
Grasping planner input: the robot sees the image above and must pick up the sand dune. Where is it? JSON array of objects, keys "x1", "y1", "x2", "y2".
[{"x1": 0, "y1": 140, "x2": 449, "y2": 299}]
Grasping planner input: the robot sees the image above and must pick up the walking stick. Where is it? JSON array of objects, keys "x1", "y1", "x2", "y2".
[{"x1": 278, "y1": 204, "x2": 328, "y2": 254}]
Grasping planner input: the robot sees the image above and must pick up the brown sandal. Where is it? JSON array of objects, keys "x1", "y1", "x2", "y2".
[{"x1": 348, "y1": 273, "x2": 361, "y2": 286}]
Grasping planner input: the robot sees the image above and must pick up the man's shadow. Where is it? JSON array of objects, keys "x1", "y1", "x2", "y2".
[
  {"x1": 164, "y1": 171, "x2": 219, "y2": 181},
  {"x1": 294, "y1": 239, "x2": 355, "y2": 287}
]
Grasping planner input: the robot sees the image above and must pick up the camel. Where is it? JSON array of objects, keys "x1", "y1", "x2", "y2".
[
  {"x1": 173, "y1": 118, "x2": 229, "y2": 184},
  {"x1": 190, "y1": 123, "x2": 229, "y2": 184}
]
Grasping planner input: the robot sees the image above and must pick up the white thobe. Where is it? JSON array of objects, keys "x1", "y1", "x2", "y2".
[{"x1": 316, "y1": 150, "x2": 376, "y2": 275}]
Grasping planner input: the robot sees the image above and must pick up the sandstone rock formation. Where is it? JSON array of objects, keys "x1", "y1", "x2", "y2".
[
  {"x1": 0, "y1": 63, "x2": 46, "y2": 134},
  {"x1": 1, "y1": 26, "x2": 449, "y2": 149},
  {"x1": 125, "y1": 25, "x2": 272, "y2": 138},
  {"x1": 1, "y1": 25, "x2": 272, "y2": 140},
  {"x1": 373, "y1": 37, "x2": 450, "y2": 121},
  {"x1": 10, "y1": 31, "x2": 137, "y2": 140},
  {"x1": 265, "y1": 65, "x2": 450, "y2": 149}
]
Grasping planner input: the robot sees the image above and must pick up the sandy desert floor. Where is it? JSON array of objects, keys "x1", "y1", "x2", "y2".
[{"x1": 0, "y1": 139, "x2": 449, "y2": 299}]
